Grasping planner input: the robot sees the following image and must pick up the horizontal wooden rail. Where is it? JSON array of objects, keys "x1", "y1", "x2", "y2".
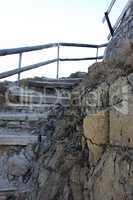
[
  {"x1": 0, "y1": 42, "x2": 108, "y2": 80},
  {"x1": 0, "y1": 59, "x2": 58, "y2": 79},
  {"x1": 98, "y1": 43, "x2": 108, "y2": 48},
  {"x1": 60, "y1": 43, "x2": 98, "y2": 48},
  {"x1": 0, "y1": 43, "x2": 108, "y2": 56},
  {"x1": 0, "y1": 55, "x2": 104, "y2": 79},
  {"x1": 0, "y1": 43, "x2": 58, "y2": 56},
  {"x1": 60, "y1": 56, "x2": 103, "y2": 62}
]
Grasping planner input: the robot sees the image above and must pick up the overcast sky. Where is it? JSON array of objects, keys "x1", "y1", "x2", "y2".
[{"x1": 0, "y1": 0, "x2": 128, "y2": 80}]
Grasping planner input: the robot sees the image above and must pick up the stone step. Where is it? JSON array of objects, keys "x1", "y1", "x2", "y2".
[
  {"x1": 0, "y1": 179, "x2": 16, "y2": 193},
  {"x1": 8, "y1": 94, "x2": 70, "y2": 105},
  {"x1": 4, "y1": 104, "x2": 52, "y2": 113},
  {"x1": 0, "y1": 112, "x2": 47, "y2": 122},
  {"x1": 0, "y1": 128, "x2": 32, "y2": 135},
  {"x1": 4, "y1": 103, "x2": 69, "y2": 114},
  {"x1": 0, "y1": 134, "x2": 45, "y2": 146}
]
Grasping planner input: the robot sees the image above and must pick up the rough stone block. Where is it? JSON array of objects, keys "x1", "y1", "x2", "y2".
[
  {"x1": 83, "y1": 83, "x2": 109, "y2": 116},
  {"x1": 109, "y1": 76, "x2": 133, "y2": 147},
  {"x1": 109, "y1": 77, "x2": 129, "y2": 114},
  {"x1": 7, "y1": 154, "x2": 30, "y2": 176},
  {"x1": 83, "y1": 111, "x2": 109, "y2": 162},
  {"x1": 110, "y1": 109, "x2": 133, "y2": 147}
]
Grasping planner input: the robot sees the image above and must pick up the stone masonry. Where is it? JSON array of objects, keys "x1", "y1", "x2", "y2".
[{"x1": 104, "y1": 0, "x2": 133, "y2": 60}]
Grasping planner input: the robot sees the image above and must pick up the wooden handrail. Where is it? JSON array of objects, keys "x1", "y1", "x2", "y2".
[
  {"x1": 0, "y1": 43, "x2": 58, "y2": 56},
  {"x1": 0, "y1": 43, "x2": 108, "y2": 56},
  {"x1": 0, "y1": 59, "x2": 58, "y2": 79},
  {"x1": 0, "y1": 42, "x2": 108, "y2": 80},
  {"x1": 59, "y1": 56, "x2": 103, "y2": 62},
  {"x1": 108, "y1": 0, "x2": 131, "y2": 40},
  {"x1": 103, "y1": 0, "x2": 130, "y2": 40},
  {"x1": 0, "y1": 56, "x2": 104, "y2": 80}
]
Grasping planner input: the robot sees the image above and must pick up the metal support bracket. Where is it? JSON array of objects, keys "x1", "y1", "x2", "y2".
[{"x1": 104, "y1": 12, "x2": 114, "y2": 36}]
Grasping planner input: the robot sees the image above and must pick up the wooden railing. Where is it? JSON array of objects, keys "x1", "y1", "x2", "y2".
[
  {"x1": 0, "y1": 42, "x2": 107, "y2": 82},
  {"x1": 103, "y1": 0, "x2": 130, "y2": 39}
]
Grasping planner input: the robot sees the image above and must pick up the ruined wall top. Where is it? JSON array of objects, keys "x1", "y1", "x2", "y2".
[{"x1": 104, "y1": 0, "x2": 133, "y2": 60}]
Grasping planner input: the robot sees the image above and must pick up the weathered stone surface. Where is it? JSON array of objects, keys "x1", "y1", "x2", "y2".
[
  {"x1": 7, "y1": 154, "x2": 30, "y2": 176},
  {"x1": 109, "y1": 77, "x2": 129, "y2": 110},
  {"x1": 88, "y1": 149, "x2": 133, "y2": 200},
  {"x1": 84, "y1": 82, "x2": 109, "y2": 115},
  {"x1": 104, "y1": 1, "x2": 133, "y2": 60},
  {"x1": 83, "y1": 111, "x2": 109, "y2": 162},
  {"x1": 109, "y1": 76, "x2": 133, "y2": 147},
  {"x1": 128, "y1": 72, "x2": 133, "y2": 86},
  {"x1": 1, "y1": 55, "x2": 133, "y2": 200},
  {"x1": 110, "y1": 109, "x2": 133, "y2": 147},
  {"x1": 36, "y1": 106, "x2": 88, "y2": 200}
]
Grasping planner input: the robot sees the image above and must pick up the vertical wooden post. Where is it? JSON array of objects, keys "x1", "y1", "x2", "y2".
[
  {"x1": 18, "y1": 53, "x2": 22, "y2": 86},
  {"x1": 96, "y1": 47, "x2": 99, "y2": 62},
  {"x1": 56, "y1": 43, "x2": 60, "y2": 79}
]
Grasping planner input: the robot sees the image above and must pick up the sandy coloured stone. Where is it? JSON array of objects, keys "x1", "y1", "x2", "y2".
[{"x1": 83, "y1": 111, "x2": 109, "y2": 162}]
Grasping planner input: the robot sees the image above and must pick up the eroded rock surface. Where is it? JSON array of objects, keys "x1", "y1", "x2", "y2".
[{"x1": 36, "y1": 105, "x2": 89, "y2": 200}]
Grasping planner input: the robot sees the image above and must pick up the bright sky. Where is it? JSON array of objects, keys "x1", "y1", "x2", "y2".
[{"x1": 0, "y1": 0, "x2": 128, "y2": 81}]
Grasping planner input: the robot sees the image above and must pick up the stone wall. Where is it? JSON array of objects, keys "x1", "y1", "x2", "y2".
[
  {"x1": 79, "y1": 63, "x2": 133, "y2": 199},
  {"x1": 83, "y1": 112, "x2": 109, "y2": 162},
  {"x1": 81, "y1": 73, "x2": 133, "y2": 162},
  {"x1": 36, "y1": 61, "x2": 133, "y2": 200},
  {"x1": 1, "y1": 60, "x2": 133, "y2": 199},
  {"x1": 104, "y1": 0, "x2": 133, "y2": 60}
]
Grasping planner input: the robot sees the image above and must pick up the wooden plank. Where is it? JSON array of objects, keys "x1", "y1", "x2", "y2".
[
  {"x1": 0, "y1": 188, "x2": 16, "y2": 193},
  {"x1": 0, "y1": 135, "x2": 46, "y2": 146},
  {"x1": 0, "y1": 112, "x2": 47, "y2": 121},
  {"x1": 29, "y1": 80, "x2": 75, "y2": 86},
  {"x1": 29, "y1": 78, "x2": 83, "y2": 82}
]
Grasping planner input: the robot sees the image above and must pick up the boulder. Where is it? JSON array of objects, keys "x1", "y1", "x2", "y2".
[{"x1": 7, "y1": 154, "x2": 30, "y2": 177}]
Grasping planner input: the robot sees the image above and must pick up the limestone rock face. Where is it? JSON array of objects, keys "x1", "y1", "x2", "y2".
[
  {"x1": 1, "y1": 55, "x2": 133, "y2": 200},
  {"x1": 7, "y1": 154, "x2": 30, "y2": 176},
  {"x1": 83, "y1": 112, "x2": 109, "y2": 162},
  {"x1": 36, "y1": 107, "x2": 89, "y2": 200},
  {"x1": 88, "y1": 149, "x2": 133, "y2": 200},
  {"x1": 109, "y1": 76, "x2": 133, "y2": 148}
]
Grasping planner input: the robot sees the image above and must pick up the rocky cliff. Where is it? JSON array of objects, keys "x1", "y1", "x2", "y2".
[
  {"x1": 30, "y1": 39, "x2": 133, "y2": 200},
  {"x1": 0, "y1": 52, "x2": 133, "y2": 199},
  {"x1": 0, "y1": 3, "x2": 133, "y2": 198}
]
